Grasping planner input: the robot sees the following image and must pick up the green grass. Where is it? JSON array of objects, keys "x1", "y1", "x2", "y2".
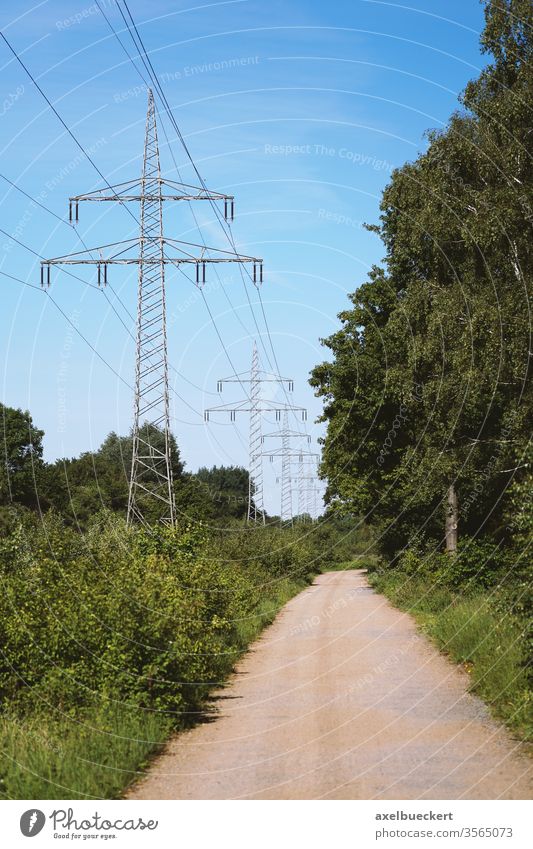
[
  {"x1": 369, "y1": 570, "x2": 532, "y2": 741},
  {"x1": 234, "y1": 576, "x2": 307, "y2": 646},
  {"x1": 0, "y1": 704, "x2": 172, "y2": 800}
]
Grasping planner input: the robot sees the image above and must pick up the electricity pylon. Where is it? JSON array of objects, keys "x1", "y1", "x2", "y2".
[
  {"x1": 281, "y1": 412, "x2": 292, "y2": 524},
  {"x1": 248, "y1": 342, "x2": 263, "y2": 523},
  {"x1": 301, "y1": 479, "x2": 325, "y2": 521},
  {"x1": 264, "y1": 450, "x2": 318, "y2": 525},
  {"x1": 298, "y1": 456, "x2": 305, "y2": 518},
  {"x1": 261, "y1": 422, "x2": 317, "y2": 525},
  {"x1": 297, "y1": 457, "x2": 320, "y2": 521},
  {"x1": 41, "y1": 89, "x2": 262, "y2": 526},
  {"x1": 284, "y1": 475, "x2": 322, "y2": 521},
  {"x1": 273, "y1": 471, "x2": 320, "y2": 521},
  {"x1": 204, "y1": 341, "x2": 306, "y2": 523}
]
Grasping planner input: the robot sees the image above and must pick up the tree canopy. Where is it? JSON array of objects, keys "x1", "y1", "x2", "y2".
[
  {"x1": 0, "y1": 405, "x2": 252, "y2": 529},
  {"x1": 310, "y1": 0, "x2": 532, "y2": 559},
  {"x1": 0, "y1": 403, "x2": 44, "y2": 508}
]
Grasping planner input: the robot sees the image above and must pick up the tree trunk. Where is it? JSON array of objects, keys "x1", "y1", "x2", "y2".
[{"x1": 445, "y1": 483, "x2": 458, "y2": 554}]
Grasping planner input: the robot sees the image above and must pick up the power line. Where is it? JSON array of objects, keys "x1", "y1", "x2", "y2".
[
  {"x1": 0, "y1": 269, "x2": 131, "y2": 389},
  {"x1": 0, "y1": 216, "x2": 209, "y2": 421},
  {"x1": 1, "y1": 268, "x2": 238, "y2": 435},
  {"x1": 94, "y1": 0, "x2": 269, "y2": 469},
  {"x1": 110, "y1": 2, "x2": 310, "y2": 438},
  {"x1": 1, "y1": 16, "x2": 307, "y2": 482},
  {"x1": 0, "y1": 30, "x2": 140, "y2": 229},
  {"x1": 108, "y1": 0, "x2": 305, "y2": 476},
  {"x1": 0, "y1": 171, "x2": 65, "y2": 224},
  {"x1": 105, "y1": 1, "x2": 256, "y2": 397},
  {"x1": 0, "y1": 164, "x2": 219, "y2": 401}
]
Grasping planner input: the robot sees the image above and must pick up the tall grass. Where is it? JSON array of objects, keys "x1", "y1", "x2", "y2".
[
  {"x1": 0, "y1": 705, "x2": 171, "y2": 800},
  {"x1": 370, "y1": 570, "x2": 532, "y2": 740}
]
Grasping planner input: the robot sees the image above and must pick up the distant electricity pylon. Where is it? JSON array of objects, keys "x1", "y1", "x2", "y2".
[
  {"x1": 204, "y1": 341, "x2": 307, "y2": 523},
  {"x1": 41, "y1": 89, "x2": 262, "y2": 527},
  {"x1": 296, "y1": 457, "x2": 320, "y2": 521},
  {"x1": 283, "y1": 473, "x2": 323, "y2": 521},
  {"x1": 262, "y1": 419, "x2": 317, "y2": 525}
]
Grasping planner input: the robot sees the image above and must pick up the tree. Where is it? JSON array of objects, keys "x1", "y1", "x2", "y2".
[
  {"x1": 195, "y1": 465, "x2": 250, "y2": 520},
  {"x1": 0, "y1": 404, "x2": 44, "y2": 508},
  {"x1": 311, "y1": 0, "x2": 532, "y2": 559},
  {"x1": 46, "y1": 424, "x2": 185, "y2": 527}
]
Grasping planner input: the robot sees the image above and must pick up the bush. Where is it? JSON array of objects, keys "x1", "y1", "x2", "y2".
[
  {"x1": 0, "y1": 513, "x2": 317, "y2": 719},
  {"x1": 0, "y1": 507, "x2": 371, "y2": 797},
  {"x1": 392, "y1": 536, "x2": 507, "y2": 592}
]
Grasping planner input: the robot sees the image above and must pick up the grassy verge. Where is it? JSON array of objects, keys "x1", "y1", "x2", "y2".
[
  {"x1": 0, "y1": 705, "x2": 172, "y2": 800},
  {"x1": 0, "y1": 575, "x2": 308, "y2": 800},
  {"x1": 368, "y1": 570, "x2": 532, "y2": 741}
]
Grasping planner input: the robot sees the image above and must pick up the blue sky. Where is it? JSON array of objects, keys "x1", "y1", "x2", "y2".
[{"x1": 0, "y1": 0, "x2": 487, "y2": 514}]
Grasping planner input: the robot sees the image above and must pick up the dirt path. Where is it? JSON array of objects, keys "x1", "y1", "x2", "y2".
[{"x1": 128, "y1": 570, "x2": 532, "y2": 800}]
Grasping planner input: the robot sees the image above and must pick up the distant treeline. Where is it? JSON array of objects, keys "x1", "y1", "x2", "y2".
[{"x1": 0, "y1": 401, "x2": 261, "y2": 527}]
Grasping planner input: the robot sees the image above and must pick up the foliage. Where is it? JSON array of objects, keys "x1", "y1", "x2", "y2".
[
  {"x1": 0, "y1": 704, "x2": 171, "y2": 800},
  {"x1": 41, "y1": 426, "x2": 184, "y2": 527},
  {"x1": 195, "y1": 465, "x2": 250, "y2": 520},
  {"x1": 310, "y1": 0, "x2": 532, "y2": 560},
  {"x1": 0, "y1": 507, "x2": 360, "y2": 797},
  {"x1": 390, "y1": 537, "x2": 507, "y2": 592},
  {"x1": 0, "y1": 513, "x2": 307, "y2": 717},
  {"x1": 0, "y1": 403, "x2": 44, "y2": 508}
]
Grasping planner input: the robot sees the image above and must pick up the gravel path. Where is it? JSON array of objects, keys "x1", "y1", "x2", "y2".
[{"x1": 128, "y1": 570, "x2": 532, "y2": 799}]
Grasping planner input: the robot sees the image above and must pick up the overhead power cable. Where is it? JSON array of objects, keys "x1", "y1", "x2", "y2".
[
  {"x1": 113, "y1": 0, "x2": 310, "y2": 438},
  {"x1": 107, "y1": 0, "x2": 256, "y2": 402}
]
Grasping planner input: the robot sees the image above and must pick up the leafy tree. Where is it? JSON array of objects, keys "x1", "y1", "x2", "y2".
[
  {"x1": 45, "y1": 424, "x2": 184, "y2": 527},
  {"x1": 311, "y1": 0, "x2": 532, "y2": 560},
  {"x1": 0, "y1": 404, "x2": 44, "y2": 508},
  {"x1": 195, "y1": 465, "x2": 250, "y2": 520}
]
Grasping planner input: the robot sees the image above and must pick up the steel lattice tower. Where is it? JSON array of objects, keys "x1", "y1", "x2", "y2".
[
  {"x1": 128, "y1": 89, "x2": 174, "y2": 525},
  {"x1": 261, "y1": 433, "x2": 316, "y2": 525},
  {"x1": 248, "y1": 341, "x2": 264, "y2": 523},
  {"x1": 280, "y1": 411, "x2": 292, "y2": 524},
  {"x1": 298, "y1": 455, "x2": 306, "y2": 519},
  {"x1": 205, "y1": 341, "x2": 306, "y2": 524},
  {"x1": 307, "y1": 483, "x2": 318, "y2": 521},
  {"x1": 41, "y1": 89, "x2": 263, "y2": 527}
]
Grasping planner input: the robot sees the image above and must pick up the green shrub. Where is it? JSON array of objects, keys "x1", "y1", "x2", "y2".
[
  {"x1": 0, "y1": 508, "x2": 365, "y2": 797},
  {"x1": 393, "y1": 537, "x2": 507, "y2": 592},
  {"x1": 0, "y1": 512, "x2": 325, "y2": 718}
]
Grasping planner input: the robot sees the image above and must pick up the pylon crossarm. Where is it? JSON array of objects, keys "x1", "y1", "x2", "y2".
[
  {"x1": 205, "y1": 403, "x2": 305, "y2": 415},
  {"x1": 42, "y1": 237, "x2": 138, "y2": 263},
  {"x1": 70, "y1": 178, "x2": 233, "y2": 204},
  {"x1": 40, "y1": 239, "x2": 262, "y2": 287},
  {"x1": 204, "y1": 401, "x2": 251, "y2": 413},
  {"x1": 262, "y1": 429, "x2": 311, "y2": 439},
  {"x1": 42, "y1": 250, "x2": 260, "y2": 267},
  {"x1": 216, "y1": 371, "x2": 294, "y2": 386},
  {"x1": 164, "y1": 236, "x2": 260, "y2": 262},
  {"x1": 261, "y1": 449, "x2": 318, "y2": 458}
]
